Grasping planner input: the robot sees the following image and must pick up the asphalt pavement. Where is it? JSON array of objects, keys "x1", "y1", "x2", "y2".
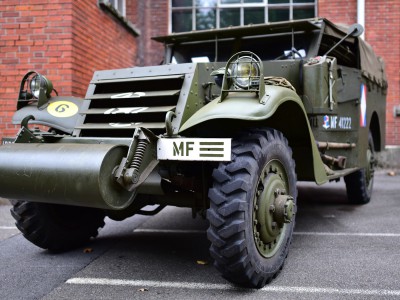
[{"x1": 0, "y1": 170, "x2": 399, "y2": 300}]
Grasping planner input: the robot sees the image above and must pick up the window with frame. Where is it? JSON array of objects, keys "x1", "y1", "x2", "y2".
[
  {"x1": 98, "y1": 0, "x2": 139, "y2": 36},
  {"x1": 171, "y1": 0, "x2": 316, "y2": 33},
  {"x1": 109, "y1": 0, "x2": 126, "y2": 17}
]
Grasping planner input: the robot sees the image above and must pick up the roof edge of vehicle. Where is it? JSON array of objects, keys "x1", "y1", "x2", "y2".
[
  {"x1": 152, "y1": 18, "x2": 322, "y2": 43},
  {"x1": 153, "y1": 17, "x2": 387, "y2": 89}
]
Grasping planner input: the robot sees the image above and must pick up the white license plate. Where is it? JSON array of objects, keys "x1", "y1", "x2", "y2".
[{"x1": 157, "y1": 138, "x2": 231, "y2": 161}]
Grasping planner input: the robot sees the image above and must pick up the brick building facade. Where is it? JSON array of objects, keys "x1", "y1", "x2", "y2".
[
  {"x1": 0, "y1": 0, "x2": 138, "y2": 137},
  {"x1": 0, "y1": 0, "x2": 399, "y2": 146}
]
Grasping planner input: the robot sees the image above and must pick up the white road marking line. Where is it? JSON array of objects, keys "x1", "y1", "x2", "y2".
[
  {"x1": 7, "y1": 225, "x2": 397, "y2": 237},
  {"x1": 294, "y1": 232, "x2": 400, "y2": 237},
  {"x1": 68, "y1": 278, "x2": 229, "y2": 290},
  {"x1": 66, "y1": 278, "x2": 400, "y2": 296},
  {"x1": 134, "y1": 228, "x2": 400, "y2": 238},
  {"x1": 0, "y1": 226, "x2": 17, "y2": 230}
]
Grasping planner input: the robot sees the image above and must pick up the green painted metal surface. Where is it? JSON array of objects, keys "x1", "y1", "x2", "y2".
[
  {"x1": 179, "y1": 85, "x2": 328, "y2": 184},
  {"x1": 0, "y1": 143, "x2": 134, "y2": 210}
]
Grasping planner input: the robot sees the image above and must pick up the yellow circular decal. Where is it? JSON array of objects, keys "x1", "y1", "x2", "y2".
[{"x1": 47, "y1": 101, "x2": 79, "y2": 118}]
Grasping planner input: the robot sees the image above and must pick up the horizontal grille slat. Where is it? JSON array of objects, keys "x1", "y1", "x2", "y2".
[
  {"x1": 76, "y1": 122, "x2": 165, "y2": 130},
  {"x1": 92, "y1": 74, "x2": 184, "y2": 84},
  {"x1": 86, "y1": 90, "x2": 180, "y2": 100},
  {"x1": 81, "y1": 106, "x2": 176, "y2": 115}
]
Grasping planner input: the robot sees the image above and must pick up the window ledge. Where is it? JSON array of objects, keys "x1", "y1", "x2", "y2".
[{"x1": 98, "y1": 0, "x2": 140, "y2": 36}]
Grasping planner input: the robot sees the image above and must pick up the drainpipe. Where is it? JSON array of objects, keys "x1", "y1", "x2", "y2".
[{"x1": 357, "y1": 0, "x2": 365, "y2": 40}]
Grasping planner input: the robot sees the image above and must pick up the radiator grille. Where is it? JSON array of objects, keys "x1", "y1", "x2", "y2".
[{"x1": 76, "y1": 74, "x2": 184, "y2": 137}]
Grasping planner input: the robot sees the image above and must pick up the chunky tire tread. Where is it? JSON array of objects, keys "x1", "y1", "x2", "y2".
[
  {"x1": 221, "y1": 178, "x2": 251, "y2": 194},
  {"x1": 10, "y1": 201, "x2": 105, "y2": 252},
  {"x1": 345, "y1": 170, "x2": 370, "y2": 204},
  {"x1": 344, "y1": 133, "x2": 375, "y2": 205},
  {"x1": 207, "y1": 128, "x2": 297, "y2": 288},
  {"x1": 217, "y1": 200, "x2": 247, "y2": 217}
]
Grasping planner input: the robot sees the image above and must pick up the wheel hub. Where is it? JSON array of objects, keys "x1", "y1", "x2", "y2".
[
  {"x1": 273, "y1": 191, "x2": 295, "y2": 225},
  {"x1": 253, "y1": 160, "x2": 296, "y2": 258}
]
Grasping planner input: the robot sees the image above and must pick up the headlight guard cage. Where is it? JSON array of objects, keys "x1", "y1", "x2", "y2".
[{"x1": 220, "y1": 51, "x2": 265, "y2": 102}]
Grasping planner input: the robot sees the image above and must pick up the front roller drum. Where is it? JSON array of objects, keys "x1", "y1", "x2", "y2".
[{"x1": 0, "y1": 143, "x2": 134, "y2": 210}]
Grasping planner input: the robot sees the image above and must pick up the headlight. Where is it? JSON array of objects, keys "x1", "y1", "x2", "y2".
[
  {"x1": 30, "y1": 75, "x2": 41, "y2": 98},
  {"x1": 220, "y1": 51, "x2": 264, "y2": 102},
  {"x1": 231, "y1": 56, "x2": 260, "y2": 89},
  {"x1": 18, "y1": 71, "x2": 55, "y2": 110},
  {"x1": 30, "y1": 74, "x2": 53, "y2": 99}
]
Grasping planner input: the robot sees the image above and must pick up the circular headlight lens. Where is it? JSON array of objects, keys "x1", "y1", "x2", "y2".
[
  {"x1": 30, "y1": 74, "x2": 53, "y2": 99},
  {"x1": 30, "y1": 75, "x2": 43, "y2": 98},
  {"x1": 231, "y1": 56, "x2": 260, "y2": 89}
]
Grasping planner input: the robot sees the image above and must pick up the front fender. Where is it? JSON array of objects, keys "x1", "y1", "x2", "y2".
[
  {"x1": 179, "y1": 85, "x2": 328, "y2": 184},
  {"x1": 12, "y1": 96, "x2": 83, "y2": 134},
  {"x1": 180, "y1": 86, "x2": 302, "y2": 131}
]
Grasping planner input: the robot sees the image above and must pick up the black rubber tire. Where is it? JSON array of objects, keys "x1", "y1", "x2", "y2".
[
  {"x1": 344, "y1": 133, "x2": 375, "y2": 204},
  {"x1": 10, "y1": 201, "x2": 105, "y2": 252},
  {"x1": 207, "y1": 128, "x2": 297, "y2": 288}
]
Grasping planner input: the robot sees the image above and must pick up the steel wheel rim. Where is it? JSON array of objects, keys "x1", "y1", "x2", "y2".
[{"x1": 253, "y1": 159, "x2": 294, "y2": 258}]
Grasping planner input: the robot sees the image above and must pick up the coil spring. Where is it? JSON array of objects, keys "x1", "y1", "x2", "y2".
[{"x1": 130, "y1": 140, "x2": 147, "y2": 170}]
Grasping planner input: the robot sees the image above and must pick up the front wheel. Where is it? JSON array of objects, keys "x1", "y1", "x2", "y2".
[
  {"x1": 207, "y1": 128, "x2": 297, "y2": 288},
  {"x1": 11, "y1": 201, "x2": 105, "y2": 252}
]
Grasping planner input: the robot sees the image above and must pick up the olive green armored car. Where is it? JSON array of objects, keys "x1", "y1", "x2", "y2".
[{"x1": 0, "y1": 18, "x2": 387, "y2": 288}]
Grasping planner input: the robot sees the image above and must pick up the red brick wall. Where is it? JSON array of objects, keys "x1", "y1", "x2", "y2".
[
  {"x1": 318, "y1": 0, "x2": 357, "y2": 24},
  {"x1": 71, "y1": 1, "x2": 137, "y2": 96},
  {"x1": 0, "y1": 1, "x2": 74, "y2": 136},
  {"x1": 364, "y1": 0, "x2": 400, "y2": 145},
  {"x1": 0, "y1": 0, "x2": 137, "y2": 138},
  {"x1": 130, "y1": 0, "x2": 168, "y2": 66},
  {"x1": 319, "y1": 0, "x2": 400, "y2": 146}
]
